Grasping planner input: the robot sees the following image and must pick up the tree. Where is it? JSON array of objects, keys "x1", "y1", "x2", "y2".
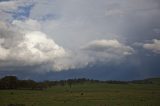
[{"x1": 0, "y1": 76, "x2": 18, "y2": 89}]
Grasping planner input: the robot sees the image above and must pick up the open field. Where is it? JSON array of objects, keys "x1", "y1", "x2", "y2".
[{"x1": 0, "y1": 83, "x2": 160, "y2": 106}]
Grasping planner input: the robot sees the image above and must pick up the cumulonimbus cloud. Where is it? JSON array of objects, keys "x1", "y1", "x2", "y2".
[
  {"x1": 0, "y1": 19, "x2": 135, "y2": 72},
  {"x1": 0, "y1": 20, "x2": 67, "y2": 71}
]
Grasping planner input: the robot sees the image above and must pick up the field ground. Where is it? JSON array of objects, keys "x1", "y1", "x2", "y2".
[{"x1": 0, "y1": 83, "x2": 160, "y2": 106}]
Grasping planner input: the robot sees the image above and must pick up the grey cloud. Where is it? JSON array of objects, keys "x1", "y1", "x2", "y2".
[
  {"x1": 0, "y1": 21, "x2": 24, "y2": 48},
  {"x1": 52, "y1": 39, "x2": 135, "y2": 71},
  {"x1": 0, "y1": 20, "x2": 134, "y2": 72},
  {"x1": 27, "y1": 0, "x2": 160, "y2": 50},
  {"x1": 0, "y1": 0, "x2": 160, "y2": 75}
]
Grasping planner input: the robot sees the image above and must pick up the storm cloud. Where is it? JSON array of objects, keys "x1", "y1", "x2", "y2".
[
  {"x1": 0, "y1": 0, "x2": 160, "y2": 80},
  {"x1": 0, "y1": 19, "x2": 134, "y2": 72}
]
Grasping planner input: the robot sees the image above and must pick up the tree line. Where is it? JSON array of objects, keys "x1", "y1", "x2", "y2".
[
  {"x1": 0, "y1": 76, "x2": 97, "y2": 90},
  {"x1": 0, "y1": 76, "x2": 155, "y2": 90}
]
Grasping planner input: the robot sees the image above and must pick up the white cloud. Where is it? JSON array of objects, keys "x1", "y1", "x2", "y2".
[
  {"x1": 143, "y1": 39, "x2": 160, "y2": 54},
  {"x1": 0, "y1": 20, "x2": 67, "y2": 71},
  {"x1": 82, "y1": 39, "x2": 134, "y2": 62},
  {"x1": 14, "y1": 31, "x2": 66, "y2": 64}
]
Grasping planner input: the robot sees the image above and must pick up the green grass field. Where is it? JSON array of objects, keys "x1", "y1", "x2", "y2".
[{"x1": 0, "y1": 83, "x2": 160, "y2": 106}]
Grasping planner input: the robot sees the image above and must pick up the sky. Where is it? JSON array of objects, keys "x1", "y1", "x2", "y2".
[{"x1": 0, "y1": 0, "x2": 160, "y2": 81}]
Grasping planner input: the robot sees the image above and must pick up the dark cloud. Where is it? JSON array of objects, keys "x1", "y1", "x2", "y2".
[{"x1": 0, "y1": 0, "x2": 160, "y2": 80}]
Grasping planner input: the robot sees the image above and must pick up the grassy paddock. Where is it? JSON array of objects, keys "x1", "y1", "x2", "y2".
[{"x1": 0, "y1": 83, "x2": 160, "y2": 106}]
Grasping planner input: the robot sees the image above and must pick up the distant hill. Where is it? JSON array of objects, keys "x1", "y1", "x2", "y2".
[
  {"x1": 130, "y1": 77, "x2": 160, "y2": 84},
  {"x1": 145, "y1": 78, "x2": 160, "y2": 84}
]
